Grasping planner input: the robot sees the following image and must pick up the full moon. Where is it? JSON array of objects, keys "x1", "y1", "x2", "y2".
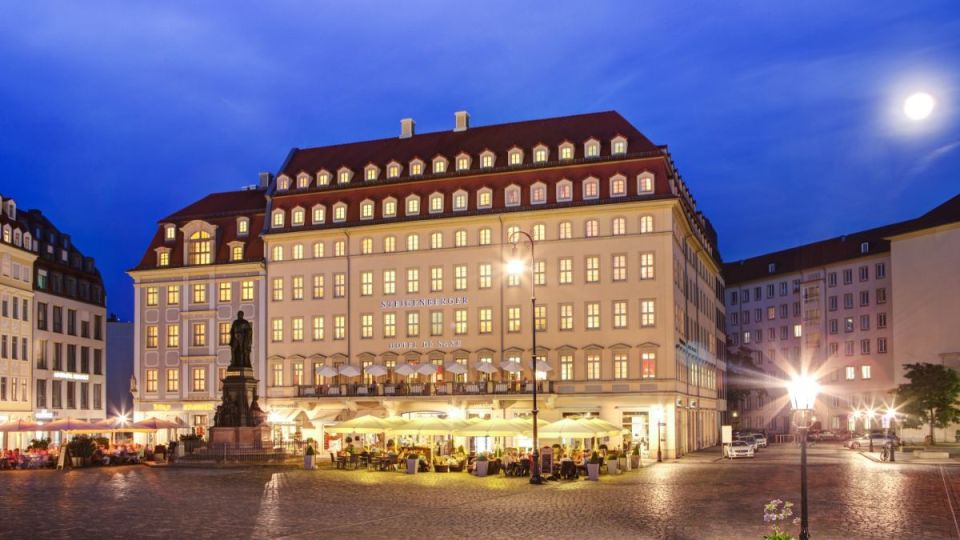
[{"x1": 904, "y1": 92, "x2": 935, "y2": 120}]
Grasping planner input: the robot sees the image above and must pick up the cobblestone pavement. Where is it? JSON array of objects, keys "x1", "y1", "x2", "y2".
[{"x1": 2, "y1": 444, "x2": 959, "y2": 539}]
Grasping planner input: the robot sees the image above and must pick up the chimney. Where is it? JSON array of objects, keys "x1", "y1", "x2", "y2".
[
  {"x1": 454, "y1": 110, "x2": 470, "y2": 132},
  {"x1": 400, "y1": 118, "x2": 415, "y2": 139},
  {"x1": 259, "y1": 172, "x2": 272, "y2": 188}
]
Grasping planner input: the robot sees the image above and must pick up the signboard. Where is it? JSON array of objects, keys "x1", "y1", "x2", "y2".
[
  {"x1": 35, "y1": 409, "x2": 54, "y2": 420},
  {"x1": 721, "y1": 425, "x2": 733, "y2": 444},
  {"x1": 380, "y1": 296, "x2": 469, "y2": 309},
  {"x1": 53, "y1": 371, "x2": 89, "y2": 382}
]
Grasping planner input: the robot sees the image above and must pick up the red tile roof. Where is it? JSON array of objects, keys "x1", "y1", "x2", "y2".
[
  {"x1": 280, "y1": 111, "x2": 659, "y2": 181},
  {"x1": 161, "y1": 188, "x2": 267, "y2": 222},
  {"x1": 724, "y1": 193, "x2": 960, "y2": 285}
]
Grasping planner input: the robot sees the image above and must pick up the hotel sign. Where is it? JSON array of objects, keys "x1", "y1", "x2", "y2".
[
  {"x1": 53, "y1": 371, "x2": 89, "y2": 382},
  {"x1": 388, "y1": 339, "x2": 464, "y2": 351},
  {"x1": 380, "y1": 296, "x2": 469, "y2": 309}
]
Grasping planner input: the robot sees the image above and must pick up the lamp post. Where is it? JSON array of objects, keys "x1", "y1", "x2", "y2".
[
  {"x1": 788, "y1": 374, "x2": 820, "y2": 540},
  {"x1": 883, "y1": 408, "x2": 896, "y2": 463},
  {"x1": 652, "y1": 406, "x2": 665, "y2": 462},
  {"x1": 507, "y1": 230, "x2": 543, "y2": 485},
  {"x1": 867, "y1": 408, "x2": 876, "y2": 453}
]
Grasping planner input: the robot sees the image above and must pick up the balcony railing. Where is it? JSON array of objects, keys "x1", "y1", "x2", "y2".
[{"x1": 295, "y1": 381, "x2": 554, "y2": 398}]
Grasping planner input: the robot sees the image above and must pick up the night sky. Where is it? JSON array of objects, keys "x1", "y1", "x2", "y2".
[{"x1": 1, "y1": 1, "x2": 958, "y2": 321}]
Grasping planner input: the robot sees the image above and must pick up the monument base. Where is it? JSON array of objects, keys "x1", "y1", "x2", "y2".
[{"x1": 208, "y1": 426, "x2": 270, "y2": 449}]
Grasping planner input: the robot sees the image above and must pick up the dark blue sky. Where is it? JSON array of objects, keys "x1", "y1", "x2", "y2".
[{"x1": 2, "y1": 1, "x2": 958, "y2": 321}]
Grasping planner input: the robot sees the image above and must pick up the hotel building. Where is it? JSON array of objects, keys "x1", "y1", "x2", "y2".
[
  {"x1": 132, "y1": 111, "x2": 726, "y2": 458},
  {"x1": 129, "y1": 188, "x2": 269, "y2": 438},
  {"x1": 0, "y1": 195, "x2": 37, "y2": 447},
  {"x1": 22, "y1": 208, "x2": 108, "y2": 430},
  {"x1": 724, "y1": 194, "x2": 960, "y2": 437}
]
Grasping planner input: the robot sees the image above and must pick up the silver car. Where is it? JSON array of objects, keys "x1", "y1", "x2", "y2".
[
  {"x1": 736, "y1": 437, "x2": 758, "y2": 452},
  {"x1": 749, "y1": 433, "x2": 768, "y2": 448},
  {"x1": 728, "y1": 440, "x2": 755, "y2": 459}
]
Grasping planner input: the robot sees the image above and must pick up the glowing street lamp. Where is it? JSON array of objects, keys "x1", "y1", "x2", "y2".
[
  {"x1": 788, "y1": 374, "x2": 820, "y2": 540},
  {"x1": 507, "y1": 229, "x2": 543, "y2": 485},
  {"x1": 883, "y1": 408, "x2": 897, "y2": 462},
  {"x1": 652, "y1": 406, "x2": 666, "y2": 463}
]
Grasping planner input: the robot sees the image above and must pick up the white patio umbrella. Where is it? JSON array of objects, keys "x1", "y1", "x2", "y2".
[
  {"x1": 0, "y1": 419, "x2": 41, "y2": 432},
  {"x1": 365, "y1": 364, "x2": 389, "y2": 377},
  {"x1": 416, "y1": 363, "x2": 438, "y2": 375},
  {"x1": 530, "y1": 360, "x2": 553, "y2": 372},
  {"x1": 394, "y1": 364, "x2": 417, "y2": 376},
  {"x1": 44, "y1": 418, "x2": 100, "y2": 432},
  {"x1": 316, "y1": 365, "x2": 339, "y2": 377},
  {"x1": 475, "y1": 362, "x2": 499, "y2": 374},
  {"x1": 444, "y1": 362, "x2": 468, "y2": 374},
  {"x1": 338, "y1": 365, "x2": 362, "y2": 377},
  {"x1": 500, "y1": 360, "x2": 523, "y2": 373},
  {"x1": 130, "y1": 417, "x2": 182, "y2": 430}
]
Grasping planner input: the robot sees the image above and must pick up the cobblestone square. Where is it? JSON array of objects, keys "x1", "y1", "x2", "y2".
[{"x1": 1, "y1": 445, "x2": 958, "y2": 539}]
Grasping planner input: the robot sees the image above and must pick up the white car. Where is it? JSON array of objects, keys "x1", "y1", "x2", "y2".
[
  {"x1": 736, "y1": 437, "x2": 759, "y2": 452},
  {"x1": 728, "y1": 440, "x2": 755, "y2": 459},
  {"x1": 749, "y1": 433, "x2": 768, "y2": 448}
]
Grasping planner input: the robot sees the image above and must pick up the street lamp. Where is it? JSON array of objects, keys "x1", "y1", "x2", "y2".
[
  {"x1": 883, "y1": 408, "x2": 897, "y2": 462},
  {"x1": 507, "y1": 230, "x2": 543, "y2": 485},
  {"x1": 866, "y1": 408, "x2": 876, "y2": 452},
  {"x1": 788, "y1": 374, "x2": 820, "y2": 540},
  {"x1": 652, "y1": 405, "x2": 665, "y2": 462}
]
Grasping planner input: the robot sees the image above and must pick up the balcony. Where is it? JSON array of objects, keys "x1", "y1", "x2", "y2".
[{"x1": 294, "y1": 380, "x2": 554, "y2": 399}]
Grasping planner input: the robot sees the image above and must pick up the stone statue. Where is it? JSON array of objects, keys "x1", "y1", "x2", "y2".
[
  {"x1": 129, "y1": 374, "x2": 138, "y2": 394},
  {"x1": 229, "y1": 311, "x2": 253, "y2": 369}
]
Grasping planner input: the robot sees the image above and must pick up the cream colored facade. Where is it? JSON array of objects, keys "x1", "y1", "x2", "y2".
[
  {"x1": 129, "y1": 262, "x2": 268, "y2": 441},
  {"x1": 0, "y1": 241, "x2": 36, "y2": 428},
  {"x1": 264, "y1": 198, "x2": 725, "y2": 458}
]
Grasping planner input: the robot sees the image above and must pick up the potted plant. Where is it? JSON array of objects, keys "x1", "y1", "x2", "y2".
[
  {"x1": 28, "y1": 438, "x2": 50, "y2": 452},
  {"x1": 475, "y1": 453, "x2": 489, "y2": 477},
  {"x1": 586, "y1": 451, "x2": 602, "y2": 481},
  {"x1": 631, "y1": 445, "x2": 641, "y2": 469},
  {"x1": 67, "y1": 436, "x2": 96, "y2": 467},
  {"x1": 304, "y1": 445, "x2": 316, "y2": 470},
  {"x1": 606, "y1": 450, "x2": 620, "y2": 475},
  {"x1": 405, "y1": 452, "x2": 419, "y2": 474}
]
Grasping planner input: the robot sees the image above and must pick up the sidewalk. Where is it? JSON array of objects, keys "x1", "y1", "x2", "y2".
[{"x1": 858, "y1": 449, "x2": 960, "y2": 465}]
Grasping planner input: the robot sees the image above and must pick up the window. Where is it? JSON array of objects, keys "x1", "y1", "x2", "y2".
[
  {"x1": 480, "y1": 151, "x2": 494, "y2": 168},
  {"x1": 382, "y1": 270, "x2": 396, "y2": 295},
  {"x1": 641, "y1": 300, "x2": 656, "y2": 327},
  {"x1": 479, "y1": 264, "x2": 492, "y2": 289},
  {"x1": 192, "y1": 284, "x2": 206, "y2": 303},
  {"x1": 406, "y1": 234, "x2": 419, "y2": 251},
  {"x1": 479, "y1": 308, "x2": 493, "y2": 334},
  {"x1": 559, "y1": 221, "x2": 572, "y2": 239},
  {"x1": 192, "y1": 367, "x2": 206, "y2": 392},
  {"x1": 641, "y1": 352, "x2": 656, "y2": 379},
  {"x1": 272, "y1": 278, "x2": 284, "y2": 301},
  {"x1": 586, "y1": 302, "x2": 600, "y2": 329},
  {"x1": 164, "y1": 225, "x2": 176, "y2": 241},
  {"x1": 534, "y1": 260, "x2": 545, "y2": 286},
  {"x1": 876, "y1": 262, "x2": 886, "y2": 279},
  {"x1": 240, "y1": 280, "x2": 254, "y2": 301},
  {"x1": 877, "y1": 312, "x2": 887, "y2": 329},
  {"x1": 612, "y1": 137, "x2": 627, "y2": 155},
  {"x1": 364, "y1": 165, "x2": 379, "y2": 181},
  {"x1": 383, "y1": 313, "x2": 396, "y2": 338},
  {"x1": 843, "y1": 269, "x2": 853, "y2": 285},
  {"x1": 556, "y1": 180, "x2": 573, "y2": 202},
  {"x1": 453, "y1": 191, "x2": 468, "y2": 211},
  {"x1": 454, "y1": 309, "x2": 468, "y2": 335},
  {"x1": 479, "y1": 227, "x2": 492, "y2": 245},
  {"x1": 231, "y1": 245, "x2": 244, "y2": 261},
  {"x1": 610, "y1": 175, "x2": 626, "y2": 196},
  {"x1": 640, "y1": 252, "x2": 655, "y2": 279},
  {"x1": 456, "y1": 154, "x2": 471, "y2": 171},
  {"x1": 310, "y1": 205, "x2": 326, "y2": 225},
  {"x1": 508, "y1": 306, "x2": 521, "y2": 333},
  {"x1": 585, "y1": 219, "x2": 599, "y2": 237},
  {"x1": 612, "y1": 217, "x2": 626, "y2": 236},
  {"x1": 271, "y1": 364, "x2": 283, "y2": 387},
  {"x1": 188, "y1": 231, "x2": 212, "y2": 265},
  {"x1": 166, "y1": 324, "x2": 180, "y2": 348},
  {"x1": 361, "y1": 271, "x2": 373, "y2": 296},
  {"x1": 505, "y1": 185, "x2": 521, "y2": 206},
  {"x1": 584, "y1": 139, "x2": 600, "y2": 157},
  {"x1": 861, "y1": 365, "x2": 872, "y2": 379},
  {"x1": 430, "y1": 232, "x2": 443, "y2": 249},
  {"x1": 360, "y1": 201, "x2": 374, "y2": 220},
  {"x1": 312, "y1": 316, "x2": 325, "y2": 340},
  {"x1": 793, "y1": 324, "x2": 802, "y2": 338},
  {"x1": 559, "y1": 258, "x2": 573, "y2": 284},
  {"x1": 407, "y1": 268, "x2": 419, "y2": 293},
  {"x1": 406, "y1": 312, "x2": 419, "y2": 337},
  {"x1": 145, "y1": 369, "x2": 158, "y2": 392},
  {"x1": 409, "y1": 160, "x2": 424, "y2": 176},
  {"x1": 613, "y1": 301, "x2": 628, "y2": 329},
  {"x1": 560, "y1": 353, "x2": 574, "y2": 380},
  {"x1": 334, "y1": 240, "x2": 346, "y2": 257},
  {"x1": 860, "y1": 339, "x2": 871, "y2": 355},
  {"x1": 271, "y1": 318, "x2": 283, "y2": 342},
  {"x1": 361, "y1": 314, "x2": 373, "y2": 339},
  {"x1": 637, "y1": 172, "x2": 654, "y2": 193},
  {"x1": 335, "y1": 316, "x2": 348, "y2": 340},
  {"x1": 876, "y1": 288, "x2": 887, "y2": 304},
  {"x1": 337, "y1": 168, "x2": 352, "y2": 184},
  {"x1": 334, "y1": 273, "x2": 346, "y2": 298},
  {"x1": 272, "y1": 210, "x2": 285, "y2": 228},
  {"x1": 310, "y1": 276, "x2": 325, "y2": 300},
  {"x1": 586, "y1": 353, "x2": 601, "y2": 380},
  {"x1": 146, "y1": 326, "x2": 158, "y2": 348},
  {"x1": 860, "y1": 290, "x2": 870, "y2": 306},
  {"x1": 271, "y1": 245, "x2": 284, "y2": 262},
  {"x1": 453, "y1": 229, "x2": 468, "y2": 247},
  {"x1": 530, "y1": 183, "x2": 546, "y2": 204},
  {"x1": 432, "y1": 157, "x2": 447, "y2": 174},
  {"x1": 146, "y1": 287, "x2": 159, "y2": 306},
  {"x1": 406, "y1": 196, "x2": 420, "y2": 216},
  {"x1": 429, "y1": 193, "x2": 444, "y2": 214},
  {"x1": 218, "y1": 282, "x2": 232, "y2": 302},
  {"x1": 219, "y1": 322, "x2": 230, "y2": 345},
  {"x1": 292, "y1": 207, "x2": 305, "y2": 226},
  {"x1": 845, "y1": 366, "x2": 855, "y2": 380},
  {"x1": 430, "y1": 266, "x2": 443, "y2": 292},
  {"x1": 614, "y1": 352, "x2": 629, "y2": 379},
  {"x1": 534, "y1": 305, "x2": 547, "y2": 331},
  {"x1": 860, "y1": 314, "x2": 870, "y2": 331},
  {"x1": 508, "y1": 147, "x2": 523, "y2": 165},
  {"x1": 585, "y1": 256, "x2": 600, "y2": 283},
  {"x1": 583, "y1": 177, "x2": 599, "y2": 199},
  {"x1": 878, "y1": 337, "x2": 888, "y2": 353},
  {"x1": 333, "y1": 203, "x2": 347, "y2": 222},
  {"x1": 383, "y1": 236, "x2": 396, "y2": 253},
  {"x1": 477, "y1": 188, "x2": 492, "y2": 209},
  {"x1": 192, "y1": 322, "x2": 206, "y2": 346},
  {"x1": 454, "y1": 264, "x2": 467, "y2": 291},
  {"x1": 387, "y1": 163, "x2": 401, "y2": 178}
]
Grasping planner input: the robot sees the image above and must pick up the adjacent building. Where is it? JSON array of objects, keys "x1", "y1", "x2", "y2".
[
  {"x1": 132, "y1": 111, "x2": 727, "y2": 458},
  {"x1": 106, "y1": 317, "x2": 134, "y2": 418}
]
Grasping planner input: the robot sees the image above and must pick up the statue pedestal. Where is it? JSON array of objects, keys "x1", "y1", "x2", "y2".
[{"x1": 208, "y1": 426, "x2": 270, "y2": 449}]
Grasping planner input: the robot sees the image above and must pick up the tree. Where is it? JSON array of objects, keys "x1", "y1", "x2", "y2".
[{"x1": 896, "y1": 363, "x2": 960, "y2": 445}]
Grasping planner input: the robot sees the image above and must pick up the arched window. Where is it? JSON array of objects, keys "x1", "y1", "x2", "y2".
[
  {"x1": 317, "y1": 170, "x2": 331, "y2": 186},
  {"x1": 480, "y1": 150, "x2": 495, "y2": 168},
  {"x1": 505, "y1": 185, "x2": 521, "y2": 207},
  {"x1": 189, "y1": 231, "x2": 212, "y2": 265},
  {"x1": 277, "y1": 176, "x2": 291, "y2": 190},
  {"x1": 386, "y1": 162, "x2": 402, "y2": 178},
  {"x1": 611, "y1": 136, "x2": 627, "y2": 155},
  {"x1": 584, "y1": 138, "x2": 600, "y2": 158},
  {"x1": 453, "y1": 190, "x2": 468, "y2": 211},
  {"x1": 364, "y1": 165, "x2": 379, "y2": 181},
  {"x1": 533, "y1": 144, "x2": 549, "y2": 163},
  {"x1": 296, "y1": 174, "x2": 311, "y2": 189},
  {"x1": 383, "y1": 197, "x2": 397, "y2": 217},
  {"x1": 272, "y1": 209, "x2": 285, "y2": 228},
  {"x1": 507, "y1": 147, "x2": 523, "y2": 166},
  {"x1": 610, "y1": 174, "x2": 627, "y2": 197},
  {"x1": 312, "y1": 205, "x2": 326, "y2": 224},
  {"x1": 556, "y1": 179, "x2": 573, "y2": 202},
  {"x1": 405, "y1": 195, "x2": 420, "y2": 216},
  {"x1": 409, "y1": 159, "x2": 424, "y2": 176},
  {"x1": 558, "y1": 141, "x2": 574, "y2": 160},
  {"x1": 429, "y1": 193, "x2": 444, "y2": 214},
  {"x1": 360, "y1": 200, "x2": 375, "y2": 220},
  {"x1": 292, "y1": 207, "x2": 305, "y2": 226},
  {"x1": 477, "y1": 188, "x2": 493, "y2": 209},
  {"x1": 532, "y1": 223, "x2": 545, "y2": 241},
  {"x1": 454, "y1": 229, "x2": 468, "y2": 247},
  {"x1": 333, "y1": 203, "x2": 347, "y2": 222},
  {"x1": 530, "y1": 182, "x2": 546, "y2": 204},
  {"x1": 337, "y1": 167, "x2": 353, "y2": 184},
  {"x1": 582, "y1": 177, "x2": 599, "y2": 200},
  {"x1": 638, "y1": 172, "x2": 655, "y2": 193},
  {"x1": 432, "y1": 156, "x2": 448, "y2": 174},
  {"x1": 455, "y1": 153, "x2": 471, "y2": 171}
]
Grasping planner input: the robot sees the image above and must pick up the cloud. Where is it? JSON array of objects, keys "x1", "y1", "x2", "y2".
[{"x1": 907, "y1": 140, "x2": 960, "y2": 176}]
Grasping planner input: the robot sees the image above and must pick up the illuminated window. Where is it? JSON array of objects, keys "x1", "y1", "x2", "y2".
[
  {"x1": 292, "y1": 207, "x2": 305, "y2": 226},
  {"x1": 360, "y1": 237, "x2": 373, "y2": 254},
  {"x1": 613, "y1": 301, "x2": 628, "y2": 328},
  {"x1": 192, "y1": 322, "x2": 206, "y2": 346},
  {"x1": 333, "y1": 203, "x2": 347, "y2": 222},
  {"x1": 272, "y1": 277, "x2": 284, "y2": 301},
  {"x1": 292, "y1": 276, "x2": 303, "y2": 300},
  {"x1": 479, "y1": 227, "x2": 492, "y2": 245},
  {"x1": 312, "y1": 316, "x2": 324, "y2": 340},
  {"x1": 338, "y1": 168, "x2": 352, "y2": 184},
  {"x1": 218, "y1": 282, "x2": 231, "y2": 302},
  {"x1": 534, "y1": 260, "x2": 545, "y2": 286},
  {"x1": 360, "y1": 200, "x2": 374, "y2": 220},
  {"x1": 508, "y1": 306, "x2": 521, "y2": 332},
  {"x1": 612, "y1": 254, "x2": 627, "y2": 281},
  {"x1": 477, "y1": 188, "x2": 492, "y2": 209},
  {"x1": 430, "y1": 266, "x2": 443, "y2": 292},
  {"x1": 406, "y1": 312, "x2": 419, "y2": 337},
  {"x1": 583, "y1": 177, "x2": 599, "y2": 200},
  {"x1": 383, "y1": 270, "x2": 396, "y2": 295},
  {"x1": 641, "y1": 300, "x2": 656, "y2": 327},
  {"x1": 145, "y1": 369, "x2": 158, "y2": 392},
  {"x1": 508, "y1": 147, "x2": 523, "y2": 165},
  {"x1": 560, "y1": 354, "x2": 573, "y2": 380},
  {"x1": 164, "y1": 225, "x2": 176, "y2": 241},
  {"x1": 317, "y1": 170, "x2": 331, "y2": 186},
  {"x1": 406, "y1": 234, "x2": 419, "y2": 251},
  {"x1": 586, "y1": 302, "x2": 600, "y2": 329},
  {"x1": 585, "y1": 219, "x2": 599, "y2": 238},
  {"x1": 611, "y1": 137, "x2": 627, "y2": 155},
  {"x1": 533, "y1": 145, "x2": 548, "y2": 163},
  {"x1": 559, "y1": 258, "x2": 573, "y2": 284},
  {"x1": 364, "y1": 165, "x2": 379, "y2": 181},
  {"x1": 240, "y1": 281, "x2": 253, "y2": 301},
  {"x1": 614, "y1": 352, "x2": 629, "y2": 379},
  {"x1": 586, "y1": 353, "x2": 601, "y2": 379},
  {"x1": 585, "y1": 256, "x2": 600, "y2": 283},
  {"x1": 219, "y1": 322, "x2": 230, "y2": 345},
  {"x1": 167, "y1": 286, "x2": 180, "y2": 305},
  {"x1": 557, "y1": 180, "x2": 573, "y2": 202},
  {"x1": 534, "y1": 305, "x2": 547, "y2": 331},
  {"x1": 480, "y1": 151, "x2": 495, "y2": 168},
  {"x1": 406, "y1": 268, "x2": 419, "y2": 293},
  {"x1": 429, "y1": 193, "x2": 444, "y2": 213},
  {"x1": 505, "y1": 185, "x2": 521, "y2": 206},
  {"x1": 431, "y1": 311, "x2": 443, "y2": 336},
  {"x1": 387, "y1": 162, "x2": 401, "y2": 178},
  {"x1": 157, "y1": 251, "x2": 169, "y2": 267},
  {"x1": 559, "y1": 143, "x2": 574, "y2": 160},
  {"x1": 146, "y1": 326, "x2": 158, "y2": 348},
  {"x1": 530, "y1": 183, "x2": 546, "y2": 204},
  {"x1": 192, "y1": 284, "x2": 206, "y2": 303},
  {"x1": 640, "y1": 252, "x2": 655, "y2": 280},
  {"x1": 432, "y1": 157, "x2": 447, "y2": 174},
  {"x1": 637, "y1": 172, "x2": 654, "y2": 193},
  {"x1": 146, "y1": 287, "x2": 158, "y2": 306},
  {"x1": 456, "y1": 154, "x2": 471, "y2": 171},
  {"x1": 188, "y1": 231, "x2": 212, "y2": 265},
  {"x1": 406, "y1": 195, "x2": 420, "y2": 216},
  {"x1": 479, "y1": 263, "x2": 492, "y2": 289},
  {"x1": 334, "y1": 315, "x2": 346, "y2": 340},
  {"x1": 312, "y1": 205, "x2": 326, "y2": 224},
  {"x1": 383, "y1": 313, "x2": 396, "y2": 338},
  {"x1": 640, "y1": 215, "x2": 654, "y2": 234},
  {"x1": 584, "y1": 139, "x2": 600, "y2": 157},
  {"x1": 610, "y1": 175, "x2": 627, "y2": 197},
  {"x1": 296, "y1": 174, "x2": 310, "y2": 188},
  {"x1": 454, "y1": 264, "x2": 467, "y2": 291},
  {"x1": 272, "y1": 210, "x2": 285, "y2": 228},
  {"x1": 361, "y1": 314, "x2": 373, "y2": 339},
  {"x1": 167, "y1": 325, "x2": 179, "y2": 348},
  {"x1": 231, "y1": 245, "x2": 244, "y2": 261},
  {"x1": 383, "y1": 198, "x2": 397, "y2": 218},
  {"x1": 272, "y1": 245, "x2": 283, "y2": 262},
  {"x1": 167, "y1": 369, "x2": 179, "y2": 392},
  {"x1": 430, "y1": 232, "x2": 443, "y2": 249},
  {"x1": 334, "y1": 273, "x2": 346, "y2": 298},
  {"x1": 383, "y1": 236, "x2": 396, "y2": 253},
  {"x1": 334, "y1": 240, "x2": 345, "y2": 257},
  {"x1": 454, "y1": 229, "x2": 467, "y2": 247},
  {"x1": 361, "y1": 271, "x2": 373, "y2": 296},
  {"x1": 479, "y1": 308, "x2": 493, "y2": 334},
  {"x1": 641, "y1": 352, "x2": 656, "y2": 379}
]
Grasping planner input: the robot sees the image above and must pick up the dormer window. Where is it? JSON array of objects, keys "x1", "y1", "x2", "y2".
[
  {"x1": 22, "y1": 233, "x2": 31, "y2": 251},
  {"x1": 429, "y1": 192, "x2": 444, "y2": 214},
  {"x1": 558, "y1": 142, "x2": 574, "y2": 160},
  {"x1": 637, "y1": 171, "x2": 655, "y2": 193},
  {"x1": 164, "y1": 225, "x2": 176, "y2": 242},
  {"x1": 271, "y1": 209, "x2": 285, "y2": 228},
  {"x1": 533, "y1": 145, "x2": 548, "y2": 163},
  {"x1": 610, "y1": 174, "x2": 627, "y2": 197},
  {"x1": 360, "y1": 199, "x2": 375, "y2": 220},
  {"x1": 611, "y1": 136, "x2": 627, "y2": 155},
  {"x1": 2, "y1": 224, "x2": 10, "y2": 243},
  {"x1": 296, "y1": 173, "x2": 311, "y2": 189},
  {"x1": 13, "y1": 229, "x2": 21, "y2": 246},
  {"x1": 530, "y1": 182, "x2": 547, "y2": 204},
  {"x1": 364, "y1": 165, "x2": 380, "y2": 181},
  {"x1": 584, "y1": 139, "x2": 600, "y2": 158},
  {"x1": 383, "y1": 197, "x2": 397, "y2": 218},
  {"x1": 477, "y1": 188, "x2": 493, "y2": 209},
  {"x1": 583, "y1": 177, "x2": 599, "y2": 200},
  {"x1": 505, "y1": 184, "x2": 521, "y2": 207},
  {"x1": 386, "y1": 162, "x2": 401, "y2": 179},
  {"x1": 291, "y1": 207, "x2": 305, "y2": 226},
  {"x1": 432, "y1": 156, "x2": 448, "y2": 174},
  {"x1": 453, "y1": 190, "x2": 468, "y2": 211},
  {"x1": 312, "y1": 205, "x2": 326, "y2": 224},
  {"x1": 556, "y1": 179, "x2": 573, "y2": 202},
  {"x1": 455, "y1": 153, "x2": 471, "y2": 171},
  {"x1": 231, "y1": 244, "x2": 244, "y2": 261},
  {"x1": 860, "y1": 242, "x2": 870, "y2": 254},
  {"x1": 317, "y1": 170, "x2": 331, "y2": 186},
  {"x1": 333, "y1": 202, "x2": 347, "y2": 222},
  {"x1": 409, "y1": 159, "x2": 424, "y2": 176},
  {"x1": 237, "y1": 218, "x2": 249, "y2": 236},
  {"x1": 277, "y1": 175, "x2": 291, "y2": 190},
  {"x1": 768, "y1": 263, "x2": 777, "y2": 273},
  {"x1": 480, "y1": 151, "x2": 495, "y2": 169},
  {"x1": 188, "y1": 231, "x2": 212, "y2": 265},
  {"x1": 156, "y1": 248, "x2": 170, "y2": 267},
  {"x1": 507, "y1": 147, "x2": 523, "y2": 166},
  {"x1": 405, "y1": 194, "x2": 421, "y2": 216},
  {"x1": 337, "y1": 167, "x2": 353, "y2": 185}
]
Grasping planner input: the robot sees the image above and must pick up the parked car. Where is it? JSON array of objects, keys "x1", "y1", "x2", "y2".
[
  {"x1": 813, "y1": 431, "x2": 838, "y2": 441},
  {"x1": 749, "y1": 433, "x2": 768, "y2": 448},
  {"x1": 736, "y1": 437, "x2": 758, "y2": 452},
  {"x1": 728, "y1": 440, "x2": 755, "y2": 459},
  {"x1": 845, "y1": 433, "x2": 899, "y2": 449}
]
